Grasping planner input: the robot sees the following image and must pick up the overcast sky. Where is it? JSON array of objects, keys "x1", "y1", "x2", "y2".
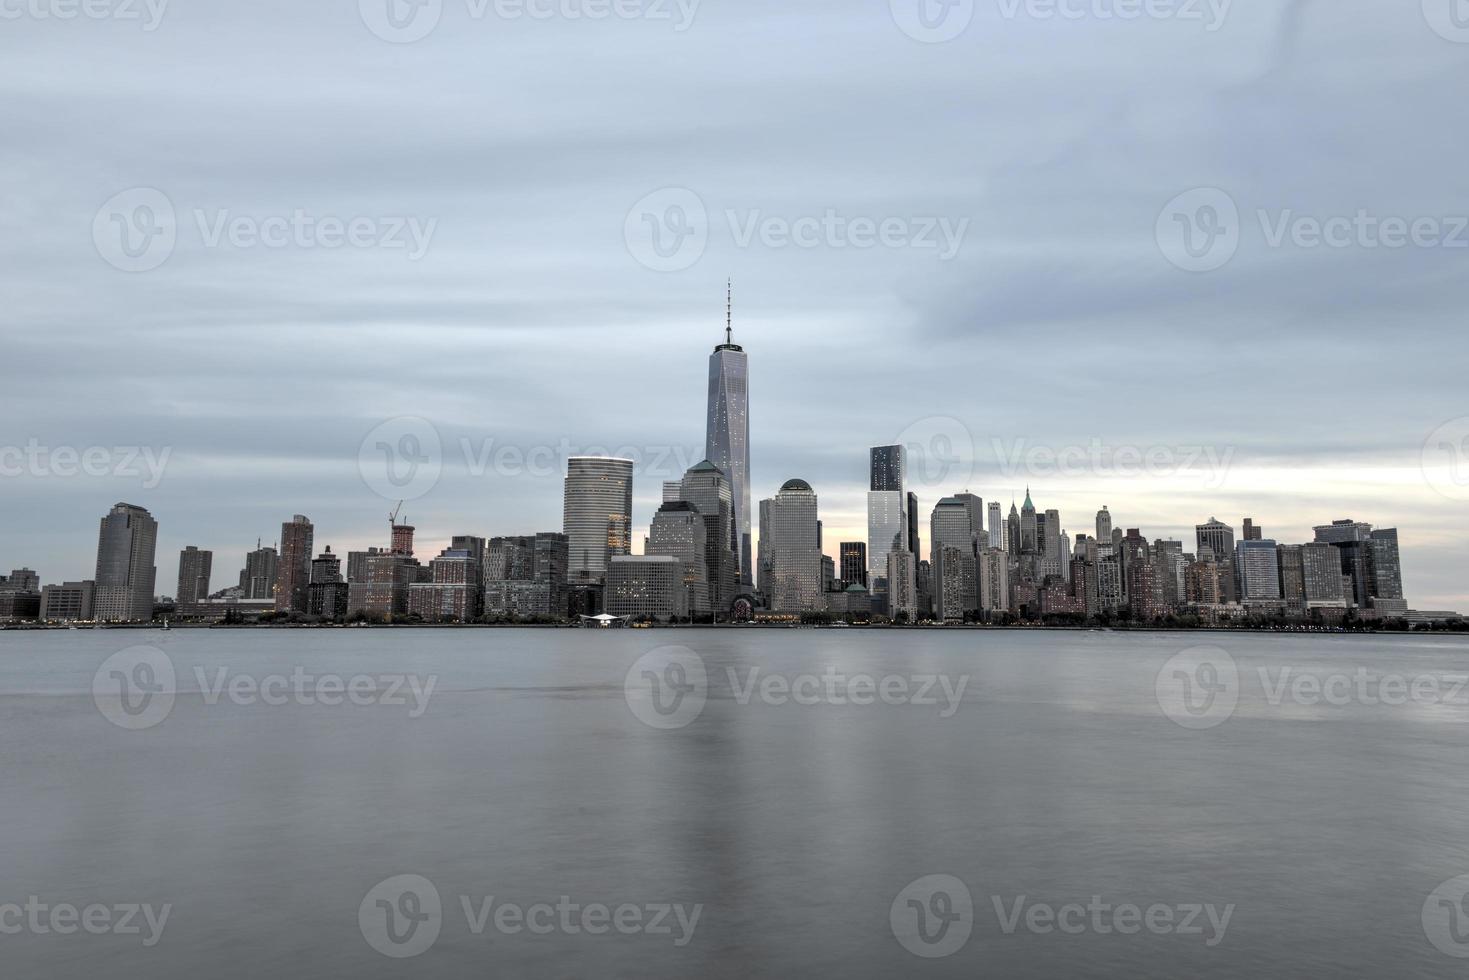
[{"x1": 3, "y1": 0, "x2": 1467, "y2": 608}]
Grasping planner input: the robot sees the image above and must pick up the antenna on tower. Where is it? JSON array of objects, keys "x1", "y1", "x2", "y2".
[{"x1": 725, "y1": 277, "x2": 732, "y2": 346}]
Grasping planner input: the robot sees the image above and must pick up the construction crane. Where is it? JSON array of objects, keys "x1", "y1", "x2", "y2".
[{"x1": 388, "y1": 500, "x2": 403, "y2": 549}]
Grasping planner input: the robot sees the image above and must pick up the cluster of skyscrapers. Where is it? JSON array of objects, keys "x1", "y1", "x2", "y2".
[{"x1": 0, "y1": 291, "x2": 1429, "y2": 626}]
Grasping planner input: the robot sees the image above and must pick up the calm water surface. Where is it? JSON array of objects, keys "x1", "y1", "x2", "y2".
[{"x1": 2, "y1": 627, "x2": 1468, "y2": 978}]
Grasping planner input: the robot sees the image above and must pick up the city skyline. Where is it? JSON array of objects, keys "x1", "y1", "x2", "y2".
[{"x1": 0, "y1": 295, "x2": 1443, "y2": 618}]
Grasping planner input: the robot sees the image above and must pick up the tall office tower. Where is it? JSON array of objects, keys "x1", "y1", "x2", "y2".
[
  {"x1": 93, "y1": 502, "x2": 158, "y2": 623},
  {"x1": 677, "y1": 460, "x2": 737, "y2": 612},
  {"x1": 866, "y1": 445, "x2": 907, "y2": 594},
  {"x1": 648, "y1": 501, "x2": 711, "y2": 614},
  {"x1": 563, "y1": 456, "x2": 634, "y2": 583},
  {"x1": 759, "y1": 480, "x2": 823, "y2": 612},
  {"x1": 345, "y1": 547, "x2": 383, "y2": 585},
  {"x1": 822, "y1": 554, "x2": 835, "y2": 592},
  {"x1": 1277, "y1": 545, "x2": 1307, "y2": 616},
  {"x1": 1242, "y1": 518, "x2": 1262, "y2": 541},
  {"x1": 840, "y1": 542, "x2": 868, "y2": 587},
  {"x1": 175, "y1": 546, "x2": 212, "y2": 611},
  {"x1": 1020, "y1": 489, "x2": 1037, "y2": 553},
  {"x1": 870, "y1": 444, "x2": 905, "y2": 491},
  {"x1": 886, "y1": 548, "x2": 918, "y2": 620},
  {"x1": 1006, "y1": 502, "x2": 1021, "y2": 559},
  {"x1": 1300, "y1": 542, "x2": 1347, "y2": 610},
  {"x1": 988, "y1": 501, "x2": 1004, "y2": 554},
  {"x1": 662, "y1": 481, "x2": 682, "y2": 503},
  {"x1": 241, "y1": 541, "x2": 279, "y2": 598},
  {"x1": 1096, "y1": 506, "x2": 1112, "y2": 543},
  {"x1": 1312, "y1": 519, "x2": 1376, "y2": 608},
  {"x1": 978, "y1": 548, "x2": 1010, "y2": 618},
  {"x1": 308, "y1": 546, "x2": 349, "y2": 619},
  {"x1": 310, "y1": 547, "x2": 343, "y2": 584},
  {"x1": 276, "y1": 515, "x2": 314, "y2": 613},
  {"x1": 1043, "y1": 507, "x2": 1063, "y2": 578},
  {"x1": 1367, "y1": 528, "x2": 1405, "y2": 608},
  {"x1": 1151, "y1": 539, "x2": 1186, "y2": 609},
  {"x1": 906, "y1": 491, "x2": 921, "y2": 563},
  {"x1": 930, "y1": 495, "x2": 982, "y2": 621},
  {"x1": 1195, "y1": 517, "x2": 1237, "y2": 603},
  {"x1": 1235, "y1": 539, "x2": 1282, "y2": 606},
  {"x1": 1185, "y1": 553, "x2": 1223, "y2": 605},
  {"x1": 706, "y1": 282, "x2": 752, "y2": 587},
  {"x1": 450, "y1": 535, "x2": 487, "y2": 574},
  {"x1": 1096, "y1": 557, "x2": 1124, "y2": 612}
]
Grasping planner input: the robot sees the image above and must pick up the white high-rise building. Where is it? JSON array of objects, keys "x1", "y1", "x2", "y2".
[{"x1": 987, "y1": 501, "x2": 1004, "y2": 554}]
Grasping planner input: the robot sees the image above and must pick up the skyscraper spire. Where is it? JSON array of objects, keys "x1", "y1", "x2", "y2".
[{"x1": 725, "y1": 277, "x2": 732, "y2": 346}]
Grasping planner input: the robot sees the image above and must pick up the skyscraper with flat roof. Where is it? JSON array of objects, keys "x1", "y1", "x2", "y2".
[
  {"x1": 176, "y1": 546, "x2": 212, "y2": 612},
  {"x1": 563, "y1": 456, "x2": 634, "y2": 583},
  {"x1": 276, "y1": 515, "x2": 313, "y2": 614}
]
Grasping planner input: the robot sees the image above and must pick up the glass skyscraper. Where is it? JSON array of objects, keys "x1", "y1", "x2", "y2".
[
  {"x1": 562, "y1": 456, "x2": 634, "y2": 583},
  {"x1": 759, "y1": 479, "x2": 822, "y2": 612},
  {"x1": 93, "y1": 502, "x2": 158, "y2": 623},
  {"x1": 705, "y1": 286, "x2": 751, "y2": 588}
]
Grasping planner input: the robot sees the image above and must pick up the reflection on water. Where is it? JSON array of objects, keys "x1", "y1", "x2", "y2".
[{"x1": 1, "y1": 628, "x2": 1467, "y2": 978}]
